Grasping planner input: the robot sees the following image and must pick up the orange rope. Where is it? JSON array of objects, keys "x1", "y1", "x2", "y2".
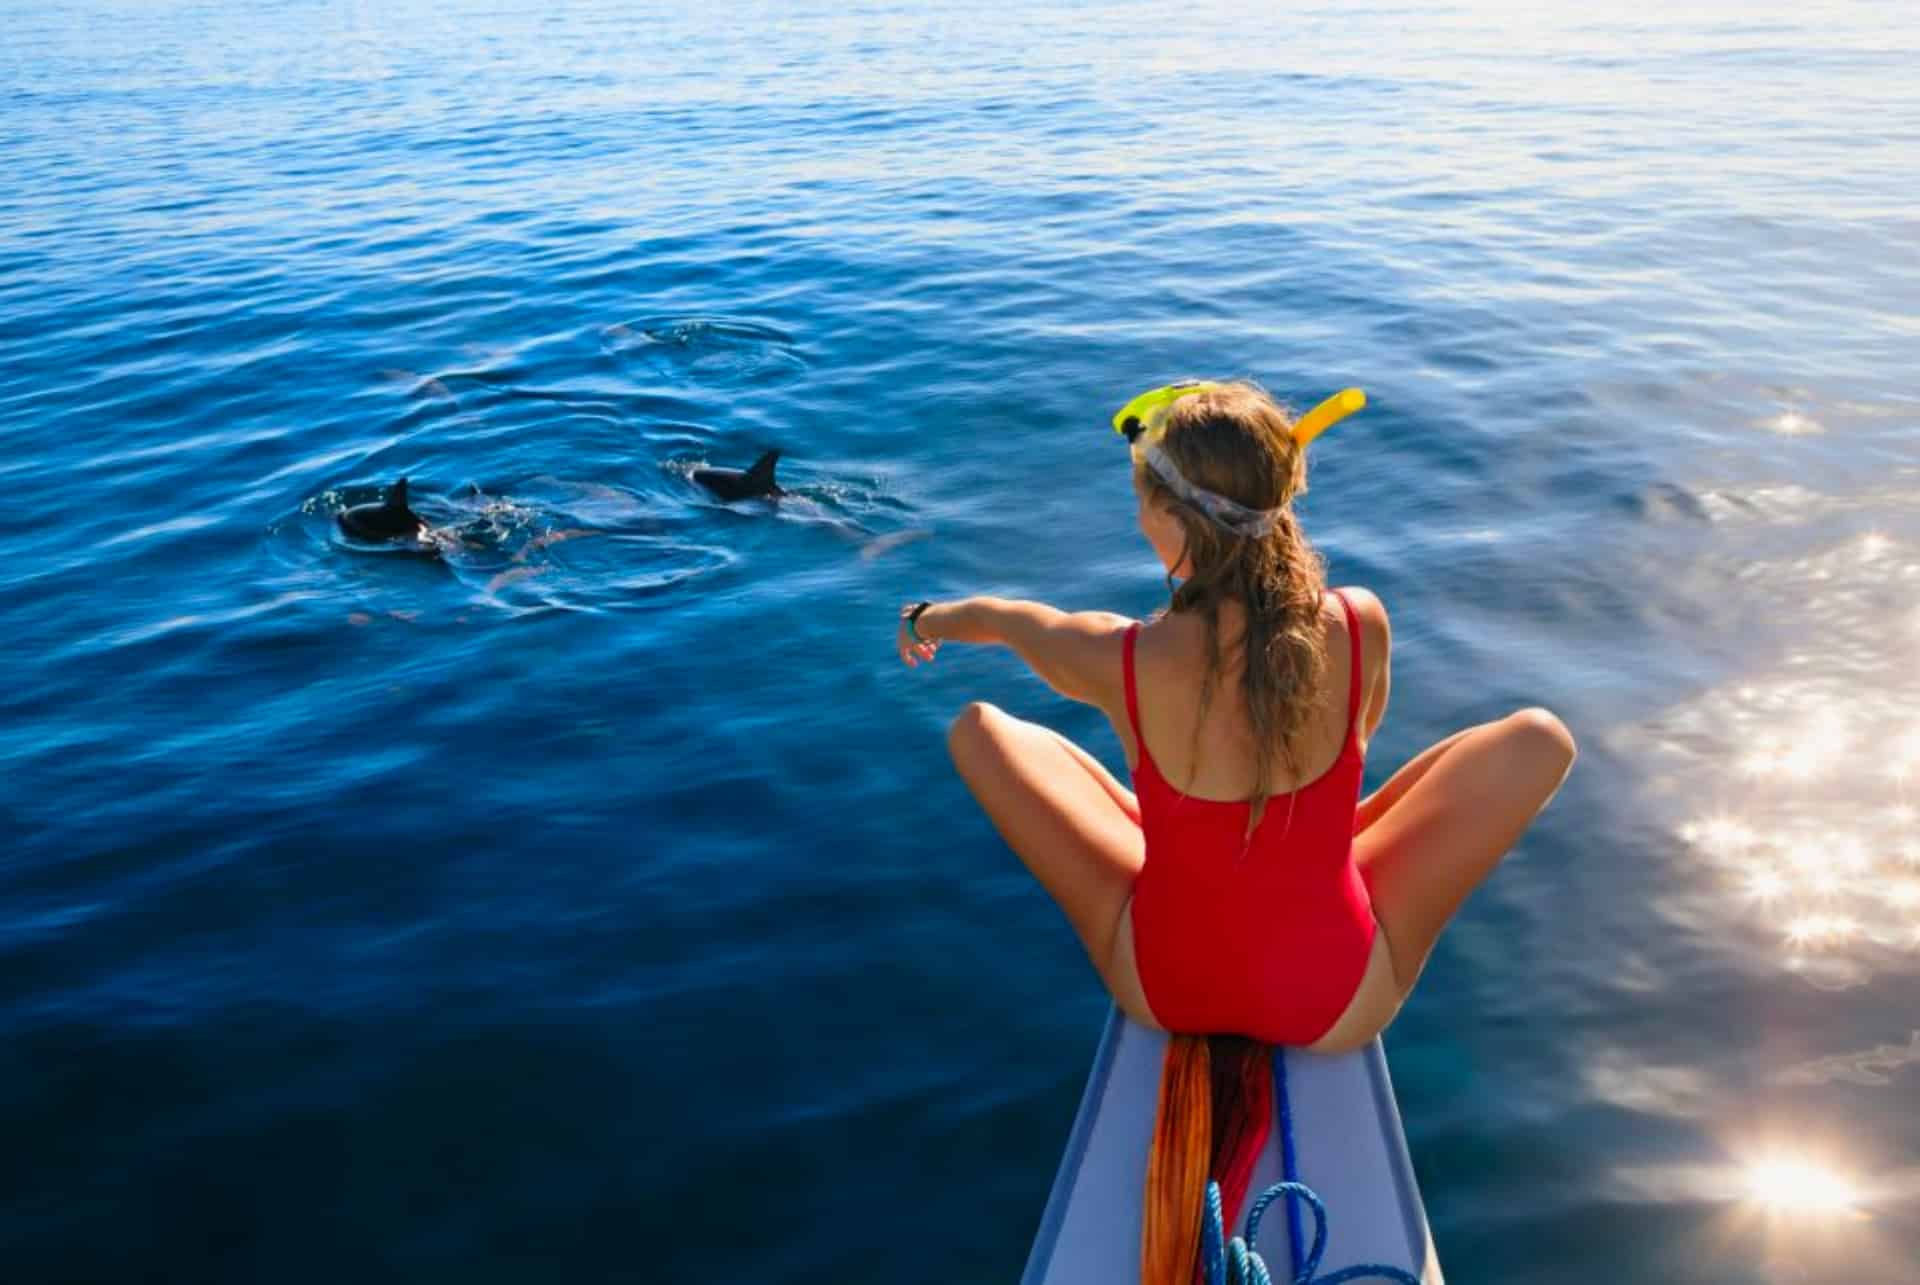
[
  {"x1": 1142, "y1": 1034, "x2": 1212, "y2": 1285},
  {"x1": 1143, "y1": 1034, "x2": 1276, "y2": 1285}
]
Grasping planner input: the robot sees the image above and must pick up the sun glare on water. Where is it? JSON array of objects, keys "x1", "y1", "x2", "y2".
[
  {"x1": 1659, "y1": 527, "x2": 1920, "y2": 984},
  {"x1": 1741, "y1": 1154, "x2": 1862, "y2": 1216}
]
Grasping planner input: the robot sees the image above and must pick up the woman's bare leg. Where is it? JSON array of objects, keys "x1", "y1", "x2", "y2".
[
  {"x1": 1356, "y1": 708, "x2": 1576, "y2": 993},
  {"x1": 947, "y1": 701, "x2": 1156, "y2": 1022},
  {"x1": 1044, "y1": 726, "x2": 1141, "y2": 826},
  {"x1": 1353, "y1": 724, "x2": 1478, "y2": 836}
]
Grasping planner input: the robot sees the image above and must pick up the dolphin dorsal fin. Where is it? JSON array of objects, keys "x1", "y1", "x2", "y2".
[
  {"x1": 386, "y1": 477, "x2": 410, "y2": 510},
  {"x1": 745, "y1": 450, "x2": 780, "y2": 490}
]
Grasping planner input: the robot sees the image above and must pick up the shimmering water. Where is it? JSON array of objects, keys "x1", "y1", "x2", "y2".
[{"x1": 3, "y1": 1, "x2": 1918, "y2": 1279}]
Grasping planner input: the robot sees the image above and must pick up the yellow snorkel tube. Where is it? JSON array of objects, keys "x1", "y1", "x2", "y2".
[
  {"x1": 1289, "y1": 387, "x2": 1366, "y2": 446},
  {"x1": 1112, "y1": 382, "x2": 1367, "y2": 447}
]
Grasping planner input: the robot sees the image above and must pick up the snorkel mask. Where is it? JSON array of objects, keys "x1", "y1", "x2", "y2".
[{"x1": 1112, "y1": 382, "x2": 1366, "y2": 537}]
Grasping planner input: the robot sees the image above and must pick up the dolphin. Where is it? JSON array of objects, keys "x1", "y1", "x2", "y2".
[
  {"x1": 692, "y1": 449, "x2": 783, "y2": 502},
  {"x1": 338, "y1": 477, "x2": 426, "y2": 541}
]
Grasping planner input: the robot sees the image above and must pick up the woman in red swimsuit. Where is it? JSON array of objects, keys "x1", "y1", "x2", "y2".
[{"x1": 894, "y1": 381, "x2": 1576, "y2": 1053}]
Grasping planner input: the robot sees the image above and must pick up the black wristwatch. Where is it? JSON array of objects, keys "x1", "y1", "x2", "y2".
[{"x1": 904, "y1": 600, "x2": 934, "y2": 643}]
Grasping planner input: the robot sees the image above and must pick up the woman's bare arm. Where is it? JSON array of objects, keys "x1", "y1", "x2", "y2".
[
  {"x1": 910, "y1": 596, "x2": 1132, "y2": 706},
  {"x1": 1344, "y1": 586, "x2": 1392, "y2": 743}
]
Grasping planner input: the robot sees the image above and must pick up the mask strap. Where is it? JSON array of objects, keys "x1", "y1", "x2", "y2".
[{"x1": 1140, "y1": 445, "x2": 1283, "y2": 538}]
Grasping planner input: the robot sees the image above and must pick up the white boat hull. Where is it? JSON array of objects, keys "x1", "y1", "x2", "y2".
[{"x1": 1022, "y1": 1009, "x2": 1442, "y2": 1284}]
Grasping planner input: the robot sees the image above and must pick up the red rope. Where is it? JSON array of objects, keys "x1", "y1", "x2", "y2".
[{"x1": 1204, "y1": 1035, "x2": 1274, "y2": 1273}]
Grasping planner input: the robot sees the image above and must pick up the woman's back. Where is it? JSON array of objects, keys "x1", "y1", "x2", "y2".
[
  {"x1": 1121, "y1": 586, "x2": 1383, "y2": 1046},
  {"x1": 1120, "y1": 587, "x2": 1380, "y2": 799}
]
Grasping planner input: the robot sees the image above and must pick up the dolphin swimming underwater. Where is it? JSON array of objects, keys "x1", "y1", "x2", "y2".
[
  {"x1": 337, "y1": 477, "x2": 426, "y2": 541},
  {"x1": 692, "y1": 449, "x2": 784, "y2": 502}
]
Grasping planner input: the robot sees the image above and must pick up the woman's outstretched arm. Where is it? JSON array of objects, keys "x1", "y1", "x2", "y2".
[{"x1": 904, "y1": 596, "x2": 1132, "y2": 706}]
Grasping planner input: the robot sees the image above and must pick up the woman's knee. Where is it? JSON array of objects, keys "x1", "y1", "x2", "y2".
[
  {"x1": 1502, "y1": 707, "x2": 1577, "y2": 782},
  {"x1": 947, "y1": 700, "x2": 1008, "y2": 770}
]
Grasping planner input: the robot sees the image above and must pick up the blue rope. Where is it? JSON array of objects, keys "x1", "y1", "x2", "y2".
[
  {"x1": 1194, "y1": 1046, "x2": 1419, "y2": 1285},
  {"x1": 1275, "y1": 1049, "x2": 1306, "y2": 1278},
  {"x1": 1200, "y1": 1178, "x2": 1419, "y2": 1285}
]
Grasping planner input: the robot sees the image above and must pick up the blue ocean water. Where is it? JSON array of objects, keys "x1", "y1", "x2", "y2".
[{"x1": 4, "y1": 1, "x2": 1918, "y2": 1279}]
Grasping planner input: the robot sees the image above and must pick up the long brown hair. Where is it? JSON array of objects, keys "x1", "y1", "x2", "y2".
[{"x1": 1134, "y1": 380, "x2": 1330, "y2": 833}]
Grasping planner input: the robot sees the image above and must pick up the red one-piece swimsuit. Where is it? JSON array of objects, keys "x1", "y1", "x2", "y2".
[{"x1": 1123, "y1": 588, "x2": 1376, "y2": 1046}]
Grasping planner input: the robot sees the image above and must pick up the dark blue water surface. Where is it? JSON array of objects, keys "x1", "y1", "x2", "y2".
[{"x1": 5, "y1": 2, "x2": 1919, "y2": 1280}]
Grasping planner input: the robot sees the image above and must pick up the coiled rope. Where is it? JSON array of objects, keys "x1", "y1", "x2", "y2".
[
  {"x1": 1199, "y1": 1179, "x2": 1419, "y2": 1285},
  {"x1": 1194, "y1": 1046, "x2": 1420, "y2": 1285}
]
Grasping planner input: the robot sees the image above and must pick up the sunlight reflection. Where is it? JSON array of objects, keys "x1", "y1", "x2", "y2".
[
  {"x1": 1659, "y1": 525, "x2": 1920, "y2": 983},
  {"x1": 1761, "y1": 411, "x2": 1824, "y2": 437},
  {"x1": 1783, "y1": 914, "x2": 1859, "y2": 949},
  {"x1": 1696, "y1": 815, "x2": 1757, "y2": 853},
  {"x1": 1619, "y1": 1139, "x2": 1920, "y2": 1278},
  {"x1": 1892, "y1": 731, "x2": 1920, "y2": 780},
  {"x1": 1741, "y1": 1153, "x2": 1861, "y2": 1216},
  {"x1": 1785, "y1": 845, "x2": 1823, "y2": 873},
  {"x1": 1612, "y1": 1145, "x2": 1879, "y2": 1221},
  {"x1": 1623, "y1": 465, "x2": 1915, "y2": 1270}
]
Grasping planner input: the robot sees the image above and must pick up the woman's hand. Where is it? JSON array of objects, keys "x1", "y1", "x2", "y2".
[{"x1": 897, "y1": 601, "x2": 940, "y2": 668}]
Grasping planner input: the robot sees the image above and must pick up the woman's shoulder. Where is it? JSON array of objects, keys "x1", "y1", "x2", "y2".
[{"x1": 1330, "y1": 585, "x2": 1391, "y2": 651}]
